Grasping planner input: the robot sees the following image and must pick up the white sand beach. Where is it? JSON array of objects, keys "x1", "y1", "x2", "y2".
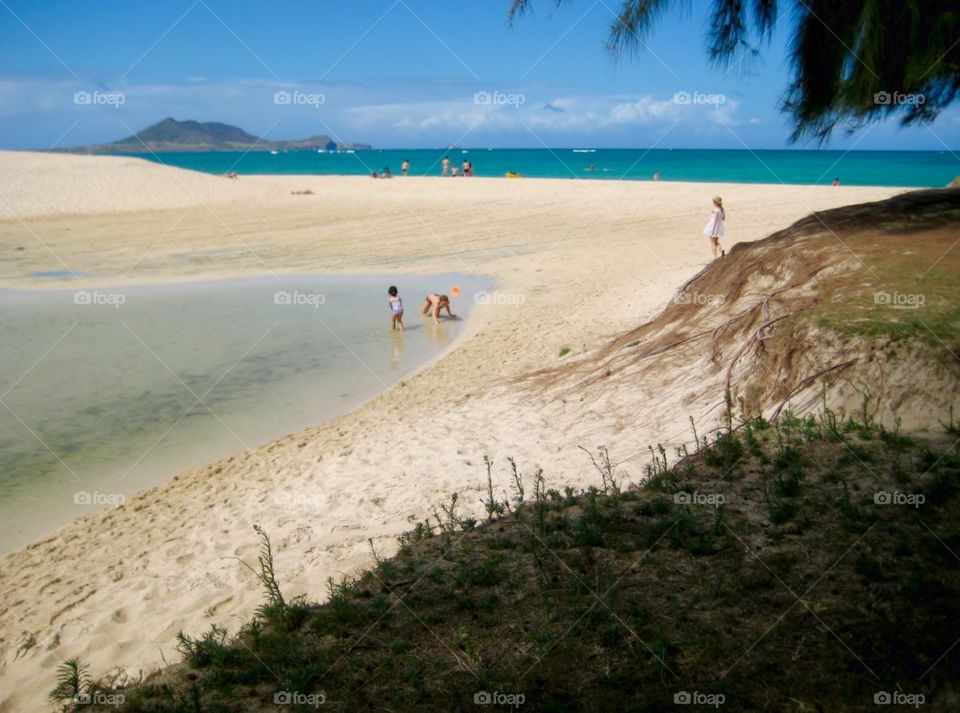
[{"x1": 0, "y1": 151, "x2": 907, "y2": 711}]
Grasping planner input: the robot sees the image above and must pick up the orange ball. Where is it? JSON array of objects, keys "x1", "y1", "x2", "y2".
[{"x1": 451, "y1": 285, "x2": 461, "y2": 297}]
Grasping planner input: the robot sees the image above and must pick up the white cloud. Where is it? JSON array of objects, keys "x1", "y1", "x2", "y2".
[
  {"x1": 706, "y1": 99, "x2": 742, "y2": 127},
  {"x1": 0, "y1": 79, "x2": 73, "y2": 118},
  {"x1": 347, "y1": 92, "x2": 740, "y2": 137},
  {"x1": 607, "y1": 96, "x2": 680, "y2": 125}
]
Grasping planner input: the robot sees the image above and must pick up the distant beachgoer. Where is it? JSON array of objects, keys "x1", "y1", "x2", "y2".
[
  {"x1": 382, "y1": 166, "x2": 393, "y2": 178},
  {"x1": 401, "y1": 159, "x2": 410, "y2": 176},
  {"x1": 422, "y1": 293, "x2": 457, "y2": 324},
  {"x1": 442, "y1": 156, "x2": 450, "y2": 176},
  {"x1": 653, "y1": 170, "x2": 660, "y2": 181},
  {"x1": 463, "y1": 160, "x2": 473, "y2": 177},
  {"x1": 387, "y1": 285, "x2": 404, "y2": 331},
  {"x1": 832, "y1": 177, "x2": 840, "y2": 186},
  {"x1": 371, "y1": 171, "x2": 379, "y2": 179},
  {"x1": 451, "y1": 166, "x2": 460, "y2": 177},
  {"x1": 703, "y1": 196, "x2": 726, "y2": 259},
  {"x1": 586, "y1": 164, "x2": 596, "y2": 172}
]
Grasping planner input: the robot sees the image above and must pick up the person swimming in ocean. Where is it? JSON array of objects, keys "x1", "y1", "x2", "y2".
[
  {"x1": 387, "y1": 286, "x2": 404, "y2": 331},
  {"x1": 422, "y1": 293, "x2": 456, "y2": 324}
]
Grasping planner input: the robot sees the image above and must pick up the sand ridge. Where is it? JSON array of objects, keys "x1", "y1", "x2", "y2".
[{"x1": 0, "y1": 151, "x2": 904, "y2": 712}]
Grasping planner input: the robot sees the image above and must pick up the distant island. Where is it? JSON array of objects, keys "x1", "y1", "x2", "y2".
[{"x1": 62, "y1": 117, "x2": 371, "y2": 154}]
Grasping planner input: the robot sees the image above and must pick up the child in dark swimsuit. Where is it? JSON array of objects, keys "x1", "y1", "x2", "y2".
[{"x1": 387, "y1": 286, "x2": 404, "y2": 331}]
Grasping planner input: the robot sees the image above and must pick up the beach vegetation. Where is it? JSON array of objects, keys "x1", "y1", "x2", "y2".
[
  {"x1": 229, "y1": 524, "x2": 310, "y2": 630},
  {"x1": 810, "y1": 233, "x2": 960, "y2": 348},
  {"x1": 48, "y1": 659, "x2": 90, "y2": 708},
  {"x1": 59, "y1": 407, "x2": 960, "y2": 711}
]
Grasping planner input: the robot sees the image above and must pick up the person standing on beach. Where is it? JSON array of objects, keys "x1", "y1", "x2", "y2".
[
  {"x1": 388, "y1": 286, "x2": 404, "y2": 331},
  {"x1": 463, "y1": 160, "x2": 473, "y2": 177},
  {"x1": 704, "y1": 196, "x2": 725, "y2": 259},
  {"x1": 441, "y1": 156, "x2": 450, "y2": 176},
  {"x1": 401, "y1": 159, "x2": 410, "y2": 176},
  {"x1": 422, "y1": 293, "x2": 456, "y2": 324}
]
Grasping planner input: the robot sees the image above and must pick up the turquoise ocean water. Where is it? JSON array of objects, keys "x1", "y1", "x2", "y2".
[{"x1": 131, "y1": 148, "x2": 958, "y2": 187}]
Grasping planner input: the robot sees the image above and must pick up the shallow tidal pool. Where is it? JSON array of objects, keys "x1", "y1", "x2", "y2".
[{"x1": 0, "y1": 273, "x2": 491, "y2": 554}]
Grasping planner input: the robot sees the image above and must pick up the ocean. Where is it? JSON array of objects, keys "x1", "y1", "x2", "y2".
[{"x1": 130, "y1": 148, "x2": 959, "y2": 187}]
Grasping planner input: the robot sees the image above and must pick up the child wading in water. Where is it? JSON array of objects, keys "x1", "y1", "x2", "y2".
[
  {"x1": 422, "y1": 293, "x2": 456, "y2": 324},
  {"x1": 387, "y1": 286, "x2": 404, "y2": 331},
  {"x1": 703, "y1": 195, "x2": 726, "y2": 259}
]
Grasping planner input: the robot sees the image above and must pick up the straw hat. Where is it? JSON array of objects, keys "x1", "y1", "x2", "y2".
[{"x1": 713, "y1": 195, "x2": 723, "y2": 205}]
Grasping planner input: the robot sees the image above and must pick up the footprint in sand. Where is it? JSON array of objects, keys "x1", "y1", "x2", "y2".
[
  {"x1": 13, "y1": 632, "x2": 37, "y2": 661},
  {"x1": 204, "y1": 596, "x2": 234, "y2": 617}
]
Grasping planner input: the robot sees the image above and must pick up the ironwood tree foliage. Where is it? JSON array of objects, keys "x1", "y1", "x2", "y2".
[{"x1": 509, "y1": 0, "x2": 960, "y2": 141}]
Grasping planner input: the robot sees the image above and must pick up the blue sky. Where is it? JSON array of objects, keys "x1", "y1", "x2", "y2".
[{"x1": 1, "y1": 0, "x2": 958, "y2": 150}]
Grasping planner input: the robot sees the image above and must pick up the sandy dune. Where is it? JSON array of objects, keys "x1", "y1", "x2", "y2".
[
  {"x1": 0, "y1": 151, "x2": 268, "y2": 221},
  {"x1": 0, "y1": 151, "x2": 904, "y2": 711}
]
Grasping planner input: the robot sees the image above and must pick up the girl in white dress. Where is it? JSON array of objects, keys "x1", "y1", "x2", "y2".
[{"x1": 703, "y1": 196, "x2": 725, "y2": 259}]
